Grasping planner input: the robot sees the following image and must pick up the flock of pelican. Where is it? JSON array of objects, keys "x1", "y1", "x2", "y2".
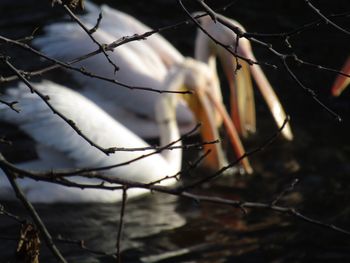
[{"x1": 0, "y1": 1, "x2": 295, "y2": 202}]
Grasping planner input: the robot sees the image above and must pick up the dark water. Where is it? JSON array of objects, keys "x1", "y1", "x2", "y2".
[{"x1": 0, "y1": 0, "x2": 350, "y2": 262}]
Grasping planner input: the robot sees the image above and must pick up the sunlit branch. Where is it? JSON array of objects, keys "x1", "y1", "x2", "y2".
[
  {"x1": 61, "y1": 3, "x2": 120, "y2": 72},
  {"x1": 0, "y1": 124, "x2": 201, "y2": 178},
  {"x1": 0, "y1": 35, "x2": 191, "y2": 95}
]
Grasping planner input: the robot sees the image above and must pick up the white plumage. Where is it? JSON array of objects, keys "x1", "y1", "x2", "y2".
[
  {"x1": 0, "y1": 80, "x2": 179, "y2": 202},
  {"x1": 0, "y1": 58, "x2": 234, "y2": 203},
  {"x1": 33, "y1": 2, "x2": 193, "y2": 139}
]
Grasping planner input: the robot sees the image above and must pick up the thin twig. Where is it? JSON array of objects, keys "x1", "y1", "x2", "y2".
[
  {"x1": 0, "y1": 35, "x2": 191, "y2": 95},
  {"x1": 282, "y1": 58, "x2": 342, "y2": 122},
  {"x1": 62, "y1": 4, "x2": 120, "y2": 72},
  {"x1": 1, "y1": 167, "x2": 67, "y2": 263},
  {"x1": 0, "y1": 204, "x2": 25, "y2": 223},
  {"x1": 0, "y1": 98, "x2": 20, "y2": 113},
  {"x1": 181, "y1": 116, "x2": 291, "y2": 191},
  {"x1": 1, "y1": 153, "x2": 350, "y2": 237},
  {"x1": 55, "y1": 235, "x2": 117, "y2": 258},
  {"x1": 116, "y1": 188, "x2": 127, "y2": 263},
  {"x1": 304, "y1": 0, "x2": 350, "y2": 35},
  {"x1": 2, "y1": 56, "x2": 119, "y2": 155},
  {"x1": 271, "y1": 178, "x2": 300, "y2": 206},
  {"x1": 181, "y1": 192, "x2": 350, "y2": 236},
  {"x1": 0, "y1": 124, "x2": 201, "y2": 179},
  {"x1": 106, "y1": 139, "x2": 218, "y2": 152},
  {"x1": 89, "y1": 11, "x2": 103, "y2": 34},
  {"x1": 293, "y1": 55, "x2": 350, "y2": 78},
  {"x1": 184, "y1": 0, "x2": 343, "y2": 121},
  {"x1": 178, "y1": 0, "x2": 262, "y2": 67}
]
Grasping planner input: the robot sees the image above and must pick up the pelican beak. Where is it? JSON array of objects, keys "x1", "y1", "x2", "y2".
[
  {"x1": 217, "y1": 46, "x2": 256, "y2": 138},
  {"x1": 217, "y1": 38, "x2": 293, "y2": 141},
  {"x1": 183, "y1": 88, "x2": 253, "y2": 174},
  {"x1": 332, "y1": 57, "x2": 350, "y2": 96}
]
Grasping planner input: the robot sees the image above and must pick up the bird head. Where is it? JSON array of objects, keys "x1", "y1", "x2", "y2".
[
  {"x1": 163, "y1": 58, "x2": 253, "y2": 174},
  {"x1": 195, "y1": 13, "x2": 293, "y2": 141}
]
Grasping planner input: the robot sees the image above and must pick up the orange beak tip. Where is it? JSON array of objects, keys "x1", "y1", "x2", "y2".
[{"x1": 243, "y1": 165, "x2": 254, "y2": 175}]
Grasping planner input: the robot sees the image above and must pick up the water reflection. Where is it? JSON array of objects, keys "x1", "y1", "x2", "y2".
[{"x1": 1, "y1": 193, "x2": 185, "y2": 262}]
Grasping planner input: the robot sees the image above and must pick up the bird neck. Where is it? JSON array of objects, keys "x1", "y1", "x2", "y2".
[{"x1": 155, "y1": 72, "x2": 183, "y2": 174}]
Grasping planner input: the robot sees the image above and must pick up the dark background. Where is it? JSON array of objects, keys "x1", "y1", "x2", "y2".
[{"x1": 0, "y1": 0, "x2": 349, "y2": 262}]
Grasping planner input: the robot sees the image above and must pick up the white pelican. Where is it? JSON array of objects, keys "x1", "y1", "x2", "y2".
[
  {"x1": 331, "y1": 57, "x2": 350, "y2": 96},
  {"x1": 32, "y1": 1, "x2": 188, "y2": 139},
  {"x1": 195, "y1": 15, "x2": 293, "y2": 140},
  {"x1": 32, "y1": 1, "x2": 292, "y2": 142},
  {"x1": 0, "y1": 59, "x2": 247, "y2": 203}
]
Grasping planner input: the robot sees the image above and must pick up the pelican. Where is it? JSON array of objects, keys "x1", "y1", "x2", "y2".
[
  {"x1": 0, "y1": 59, "x2": 248, "y2": 203},
  {"x1": 32, "y1": 1, "x2": 188, "y2": 139},
  {"x1": 32, "y1": 1, "x2": 292, "y2": 141},
  {"x1": 195, "y1": 15, "x2": 293, "y2": 140},
  {"x1": 331, "y1": 57, "x2": 350, "y2": 96}
]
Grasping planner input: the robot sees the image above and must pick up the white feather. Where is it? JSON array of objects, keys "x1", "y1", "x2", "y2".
[
  {"x1": 32, "y1": 2, "x2": 192, "y2": 138},
  {"x1": 0, "y1": 81, "x2": 180, "y2": 203}
]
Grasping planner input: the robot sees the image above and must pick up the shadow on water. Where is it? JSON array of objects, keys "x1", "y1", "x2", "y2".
[{"x1": 0, "y1": 0, "x2": 350, "y2": 262}]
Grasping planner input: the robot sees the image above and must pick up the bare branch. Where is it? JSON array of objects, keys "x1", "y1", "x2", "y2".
[
  {"x1": 1, "y1": 167, "x2": 67, "y2": 263},
  {"x1": 180, "y1": 0, "x2": 343, "y2": 121},
  {"x1": 181, "y1": 116, "x2": 291, "y2": 190},
  {"x1": 61, "y1": 4, "x2": 120, "y2": 73},
  {"x1": 1, "y1": 56, "x2": 119, "y2": 156},
  {"x1": 0, "y1": 203, "x2": 25, "y2": 223},
  {"x1": 271, "y1": 178, "x2": 300, "y2": 206},
  {"x1": 0, "y1": 124, "x2": 201, "y2": 179},
  {"x1": 55, "y1": 235, "x2": 117, "y2": 258},
  {"x1": 180, "y1": 192, "x2": 350, "y2": 236},
  {"x1": 1, "y1": 152, "x2": 349, "y2": 238},
  {"x1": 89, "y1": 11, "x2": 103, "y2": 34},
  {"x1": 304, "y1": 0, "x2": 350, "y2": 35},
  {"x1": 0, "y1": 35, "x2": 191, "y2": 95},
  {"x1": 0, "y1": 98, "x2": 20, "y2": 113},
  {"x1": 282, "y1": 58, "x2": 342, "y2": 122},
  {"x1": 116, "y1": 188, "x2": 127, "y2": 263},
  {"x1": 178, "y1": 0, "x2": 265, "y2": 67}
]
